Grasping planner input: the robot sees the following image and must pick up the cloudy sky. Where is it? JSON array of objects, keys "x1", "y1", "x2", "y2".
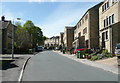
[{"x1": 1, "y1": 0, "x2": 101, "y2": 38}]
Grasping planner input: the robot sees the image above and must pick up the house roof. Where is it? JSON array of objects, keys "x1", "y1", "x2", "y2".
[
  {"x1": 0, "y1": 20, "x2": 11, "y2": 30},
  {"x1": 75, "y1": 2, "x2": 103, "y2": 26}
]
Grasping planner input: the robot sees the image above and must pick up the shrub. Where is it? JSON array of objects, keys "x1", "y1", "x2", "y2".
[
  {"x1": 102, "y1": 49, "x2": 108, "y2": 53},
  {"x1": 90, "y1": 56, "x2": 98, "y2": 61},
  {"x1": 97, "y1": 54, "x2": 104, "y2": 60},
  {"x1": 105, "y1": 53, "x2": 111, "y2": 58}
]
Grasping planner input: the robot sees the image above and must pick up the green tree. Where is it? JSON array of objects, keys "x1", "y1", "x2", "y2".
[
  {"x1": 15, "y1": 20, "x2": 47, "y2": 53},
  {"x1": 23, "y1": 20, "x2": 43, "y2": 47},
  {"x1": 15, "y1": 24, "x2": 32, "y2": 49}
]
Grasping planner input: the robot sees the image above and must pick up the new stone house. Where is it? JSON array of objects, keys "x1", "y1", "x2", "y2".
[
  {"x1": 63, "y1": 26, "x2": 75, "y2": 50},
  {"x1": 0, "y1": 16, "x2": 17, "y2": 54},
  {"x1": 99, "y1": 0, "x2": 120, "y2": 53},
  {"x1": 73, "y1": 2, "x2": 103, "y2": 49}
]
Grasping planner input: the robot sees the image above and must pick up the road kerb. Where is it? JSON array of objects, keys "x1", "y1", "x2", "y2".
[{"x1": 18, "y1": 56, "x2": 31, "y2": 83}]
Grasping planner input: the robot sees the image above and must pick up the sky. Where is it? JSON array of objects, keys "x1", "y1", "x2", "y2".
[{"x1": 0, "y1": 1, "x2": 101, "y2": 38}]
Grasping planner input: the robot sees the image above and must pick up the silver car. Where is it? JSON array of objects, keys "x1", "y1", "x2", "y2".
[
  {"x1": 115, "y1": 43, "x2": 120, "y2": 57},
  {"x1": 115, "y1": 43, "x2": 120, "y2": 66}
]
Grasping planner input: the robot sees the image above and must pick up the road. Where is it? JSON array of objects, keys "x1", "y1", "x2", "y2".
[{"x1": 22, "y1": 51, "x2": 118, "y2": 81}]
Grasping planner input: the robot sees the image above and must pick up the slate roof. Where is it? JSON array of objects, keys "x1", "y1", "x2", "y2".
[{"x1": 0, "y1": 20, "x2": 11, "y2": 30}]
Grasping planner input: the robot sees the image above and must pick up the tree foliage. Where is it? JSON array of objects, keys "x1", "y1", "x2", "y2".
[{"x1": 15, "y1": 20, "x2": 46, "y2": 50}]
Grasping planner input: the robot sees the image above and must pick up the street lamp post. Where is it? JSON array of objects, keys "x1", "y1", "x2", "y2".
[{"x1": 12, "y1": 18, "x2": 21, "y2": 59}]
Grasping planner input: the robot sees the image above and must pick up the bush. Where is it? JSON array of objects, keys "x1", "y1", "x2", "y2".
[
  {"x1": 97, "y1": 54, "x2": 104, "y2": 60},
  {"x1": 102, "y1": 49, "x2": 108, "y2": 53},
  {"x1": 105, "y1": 53, "x2": 111, "y2": 58},
  {"x1": 90, "y1": 56, "x2": 98, "y2": 61}
]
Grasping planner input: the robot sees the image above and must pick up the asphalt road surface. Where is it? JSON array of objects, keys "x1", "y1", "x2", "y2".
[{"x1": 22, "y1": 51, "x2": 118, "y2": 81}]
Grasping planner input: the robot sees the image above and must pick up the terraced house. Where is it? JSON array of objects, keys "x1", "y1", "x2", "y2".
[
  {"x1": 99, "y1": 0, "x2": 120, "y2": 53},
  {"x1": 44, "y1": 36, "x2": 59, "y2": 49},
  {"x1": 73, "y1": 2, "x2": 103, "y2": 49},
  {"x1": 63, "y1": 26, "x2": 75, "y2": 50}
]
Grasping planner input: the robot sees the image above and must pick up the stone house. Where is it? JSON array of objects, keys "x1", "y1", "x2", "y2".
[
  {"x1": 99, "y1": 0, "x2": 120, "y2": 53},
  {"x1": 73, "y1": 2, "x2": 103, "y2": 49},
  {"x1": 0, "y1": 16, "x2": 17, "y2": 54}
]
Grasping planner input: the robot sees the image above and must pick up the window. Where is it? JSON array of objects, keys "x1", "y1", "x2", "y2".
[
  {"x1": 82, "y1": 19, "x2": 84, "y2": 24},
  {"x1": 112, "y1": 0, "x2": 115, "y2": 4},
  {"x1": 78, "y1": 24, "x2": 79, "y2": 28},
  {"x1": 105, "y1": 3, "x2": 107, "y2": 10},
  {"x1": 109, "y1": 16, "x2": 111, "y2": 25},
  {"x1": 104, "y1": 14, "x2": 115, "y2": 27},
  {"x1": 85, "y1": 14, "x2": 88, "y2": 20},
  {"x1": 83, "y1": 27, "x2": 87, "y2": 34},
  {"x1": 79, "y1": 22, "x2": 81, "y2": 26},
  {"x1": 112, "y1": 14, "x2": 114, "y2": 23},
  {"x1": 102, "y1": 1, "x2": 110, "y2": 12},
  {"x1": 102, "y1": 5, "x2": 104, "y2": 12},
  {"x1": 77, "y1": 25, "x2": 79, "y2": 28},
  {"x1": 107, "y1": 1, "x2": 109, "y2": 8},
  {"x1": 106, "y1": 17, "x2": 109, "y2": 26},
  {"x1": 104, "y1": 19, "x2": 106, "y2": 27},
  {"x1": 112, "y1": 0, "x2": 117, "y2": 4},
  {"x1": 78, "y1": 32, "x2": 81, "y2": 37},
  {"x1": 106, "y1": 31, "x2": 108, "y2": 40}
]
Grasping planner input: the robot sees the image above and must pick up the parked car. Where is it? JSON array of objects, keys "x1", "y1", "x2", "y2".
[
  {"x1": 35, "y1": 46, "x2": 44, "y2": 52},
  {"x1": 73, "y1": 46, "x2": 87, "y2": 54},
  {"x1": 115, "y1": 43, "x2": 120, "y2": 58},
  {"x1": 55, "y1": 47, "x2": 60, "y2": 50}
]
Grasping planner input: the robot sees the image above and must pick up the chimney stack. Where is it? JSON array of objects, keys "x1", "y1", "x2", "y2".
[{"x1": 1, "y1": 16, "x2": 5, "y2": 21}]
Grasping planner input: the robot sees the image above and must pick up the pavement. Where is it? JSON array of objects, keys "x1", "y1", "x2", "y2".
[
  {"x1": 22, "y1": 51, "x2": 118, "y2": 81},
  {"x1": 96, "y1": 57, "x2": 118, "y2": 68},
  {"x1": 54, "y1": 50, "x2": 119, "y2": 74},
  {"x1": 0, "y1": 54, "x2": 34, "y2": 82}
]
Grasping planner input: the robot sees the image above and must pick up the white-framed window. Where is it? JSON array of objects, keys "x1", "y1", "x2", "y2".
[
  {"x1": 102, "y1": 1, "x2": 110, "y2": 12},
  {"x1": 104, "y1": 14, "x2": 115, "y2": 28},
  {"x1": 102, "y1": 5, "x2": 104, "y2": 12}
]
